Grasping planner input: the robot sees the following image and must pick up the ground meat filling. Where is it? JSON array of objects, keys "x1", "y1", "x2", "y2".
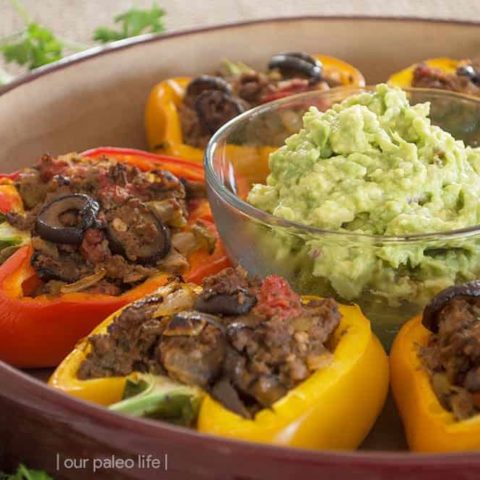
[
  {"x1": 421, "y1": 296, "x2": 480, "y2": 420},
  {"x1": 179, "y1": 53, "x2": 341, "y2": 148},
  {"x1": 412, "y1": 62, "x2": 480, "y2": 96},
  {"x1": 8, "y1": 153, "x2": 211, "y2": 296},
  {"x1": 78, "y1": 268, "x2": 341, "y2": 416}
]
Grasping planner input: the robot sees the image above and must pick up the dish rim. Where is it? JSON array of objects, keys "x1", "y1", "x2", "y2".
[
  {"x1": 2, "y1": 14, "x2": 480, "y2": 465},
  {"x1": 2, "y1": 360, "x2": 480, "y2": 463}
]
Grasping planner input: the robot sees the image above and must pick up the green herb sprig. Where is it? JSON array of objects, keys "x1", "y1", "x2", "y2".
[
  {"x1": 94, "y1": 5, "x2": 166, "y2": 43},
  {"x1": 0, "y1": 1, "x2": 167, "y2": 83},
  {"x1": 1, "y1": 24, "x2": 64, "y2": 70},
  {"x1": 0, "y1": 464, "x2": 53, "y2": 480}
]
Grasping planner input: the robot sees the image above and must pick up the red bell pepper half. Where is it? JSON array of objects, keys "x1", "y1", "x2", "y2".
[{"x1": 0, "y1": 148, "x2": 229, "y2": 367}]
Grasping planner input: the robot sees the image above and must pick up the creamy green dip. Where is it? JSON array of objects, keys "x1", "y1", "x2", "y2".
[{"x1": 248, "y1": 84, "x2": 480, "y2": 304}]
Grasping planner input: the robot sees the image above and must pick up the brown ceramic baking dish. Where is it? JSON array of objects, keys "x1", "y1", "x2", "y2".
[{"x1": 1, "y1": 16, "x2": 480, "y2": 480}]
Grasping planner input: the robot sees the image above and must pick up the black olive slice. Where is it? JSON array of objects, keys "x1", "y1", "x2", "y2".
[
  {"x1": 186, "y1": 75, "x2": 232, "y2": 100},
  {"x1": 268, "y1": 52, "x2": 323, "y2": 82},
  {"x1": 456, "y1": 64, "x2": 480, "y2": 86},
  {"x1": 194, "y1": 290, "x2": 257, "y2": 316},
  {"x1": 105, "y1": 203, "x2": 171, "y2": 265},
  {"x1": 194, "y1": 90, "x2": 247, "y2": 134},
  {"x1": 35, "y1": 194, "x2": 100, "y2": 245},
  {"x1": 422, "y1": 280, "x2": 480, "y2": 333}
]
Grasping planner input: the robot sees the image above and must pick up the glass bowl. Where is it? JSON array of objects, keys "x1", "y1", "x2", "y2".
[{"x1": 205, "y1": 87, "x2": 480, "y2": 347}]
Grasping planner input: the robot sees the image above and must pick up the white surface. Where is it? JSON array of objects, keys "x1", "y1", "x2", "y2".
[
  {"x1": 1, "y1": 0, "x2": 480, "y2": 42},
  {"x1": 1, "y1": 0, "x2": 479, "y2": 76}
]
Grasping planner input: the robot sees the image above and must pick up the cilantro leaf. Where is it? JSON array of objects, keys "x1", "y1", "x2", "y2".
[
  {"x1": 1, "y1": 23, "x2": 63, "y2": 70},
  {"x1": 0, "y1": 1, "x2": 167, "y2": 79},
  {"x1": 0, "y1": 464, "x2": 53, "y2": 480},
  {"x1": 93, "y1": 4, "x2": 166, "y2": 43}
]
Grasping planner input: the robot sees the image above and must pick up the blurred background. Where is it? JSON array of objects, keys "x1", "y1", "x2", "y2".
[
  {"x1": 1, "y1": 0, "x2": 480, "y2": 79},
  {"x1": 2, "y1": 1, "x2": 480, "y2": 39}
]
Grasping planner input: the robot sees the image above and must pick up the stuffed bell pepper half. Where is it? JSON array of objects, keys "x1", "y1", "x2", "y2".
[
  {"x1": 0, "y1": 147, "x2": 229, "y2": 367},
  {"x1": 145, "y1": 52, "x2": 366, "y2": 161},
  {"x1": 50, "y1": 267, "x2": 389, "y2": 450},
  {"x1": 391, "y1": 280, "x2": 480, "y2": 452},
  {"x1": 388, "y1": 57, "x2": 480, "y2": 95}
]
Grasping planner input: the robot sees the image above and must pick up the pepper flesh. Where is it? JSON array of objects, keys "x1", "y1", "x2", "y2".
[
  {"x1": 50, "y1": 297, "x2": 388, "y2": 450},
  {"x1": 0, "y1": 179, "x2": 23, "y2": 214},
  {"x1": 0, "y1": 148, "x2": 229, "y2": 368},
  {"x1": 198, "y1": 303, "x2": 388, "y2": 450},
  {"x1": 145, "y1": 55, "x2": 366, "y2": 161},
  {"x1": 391, "y1": 315, "x2": 480, "y2": 452},
  {"x1": 387, "y1": 57, "x2": 461, "y2": 88}
]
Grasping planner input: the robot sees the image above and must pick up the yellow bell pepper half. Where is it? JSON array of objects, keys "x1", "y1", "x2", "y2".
[
  {"x1": 145, "y1": 55, "x2": 366, "y2": 162},
  {"x1": 50, "y1": 294, "x2": 388, "y2": 451},
  {"x1": 387, "y1": 57, "x2": 461, "y2": 88},
  {"x1": 198, "y1": 303, "x2": 388, "y2": 450},
  {"x1": 49, "y1": 301, "x2": 137, "y2": 406},
  {"x1": 391, "y1": 315, "x2": 480, "y2": 453}
]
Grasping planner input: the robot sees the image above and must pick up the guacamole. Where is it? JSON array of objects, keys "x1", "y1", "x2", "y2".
[{"x1": 248, "y1": 84, "x2": 480, "y2": 305}]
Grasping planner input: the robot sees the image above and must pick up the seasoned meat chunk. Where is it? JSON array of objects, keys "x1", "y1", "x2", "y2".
[
  {"x1": 8, "y1": 153, "x2": 208, "y2": 297},
  {"x1": 159, "y1": 323, "x2": 226, "y2": 387},
  {"x1": 78, "y1": 295, "x2": 166, "y2": 379},
  {"x1": 421, "y1": 294, "x2": 480, "y2": 420},
  {"x1": 412, "y1": 63, "x2": 480, "y2": 96}
]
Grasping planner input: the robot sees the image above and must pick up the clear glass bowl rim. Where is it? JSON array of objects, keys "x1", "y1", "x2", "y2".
[{"x1": 204, "y1": 86, "x2": 480, "y2": 244}]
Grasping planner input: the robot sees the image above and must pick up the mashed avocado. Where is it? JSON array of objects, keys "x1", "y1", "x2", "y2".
[{"x1": 248, "y1": 84, "x2": 480, "y2": 305}]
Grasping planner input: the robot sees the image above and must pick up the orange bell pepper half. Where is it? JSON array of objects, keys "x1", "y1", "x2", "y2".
[
  {"x1": 391, "y1": 314, "x2": 480, "y2": 452},
  {"x1": 387, "y1": 57, "x2": 462, "y2": 89},
  {"x1": 0, "y1": 179, "x2": 23, "y2": 214},
  {"x1": 145, "y1": 55, "x2": 365, "y2": 161},
  {"x1": 0, "y1": 148, "x2": 229, "y2": 368}
]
